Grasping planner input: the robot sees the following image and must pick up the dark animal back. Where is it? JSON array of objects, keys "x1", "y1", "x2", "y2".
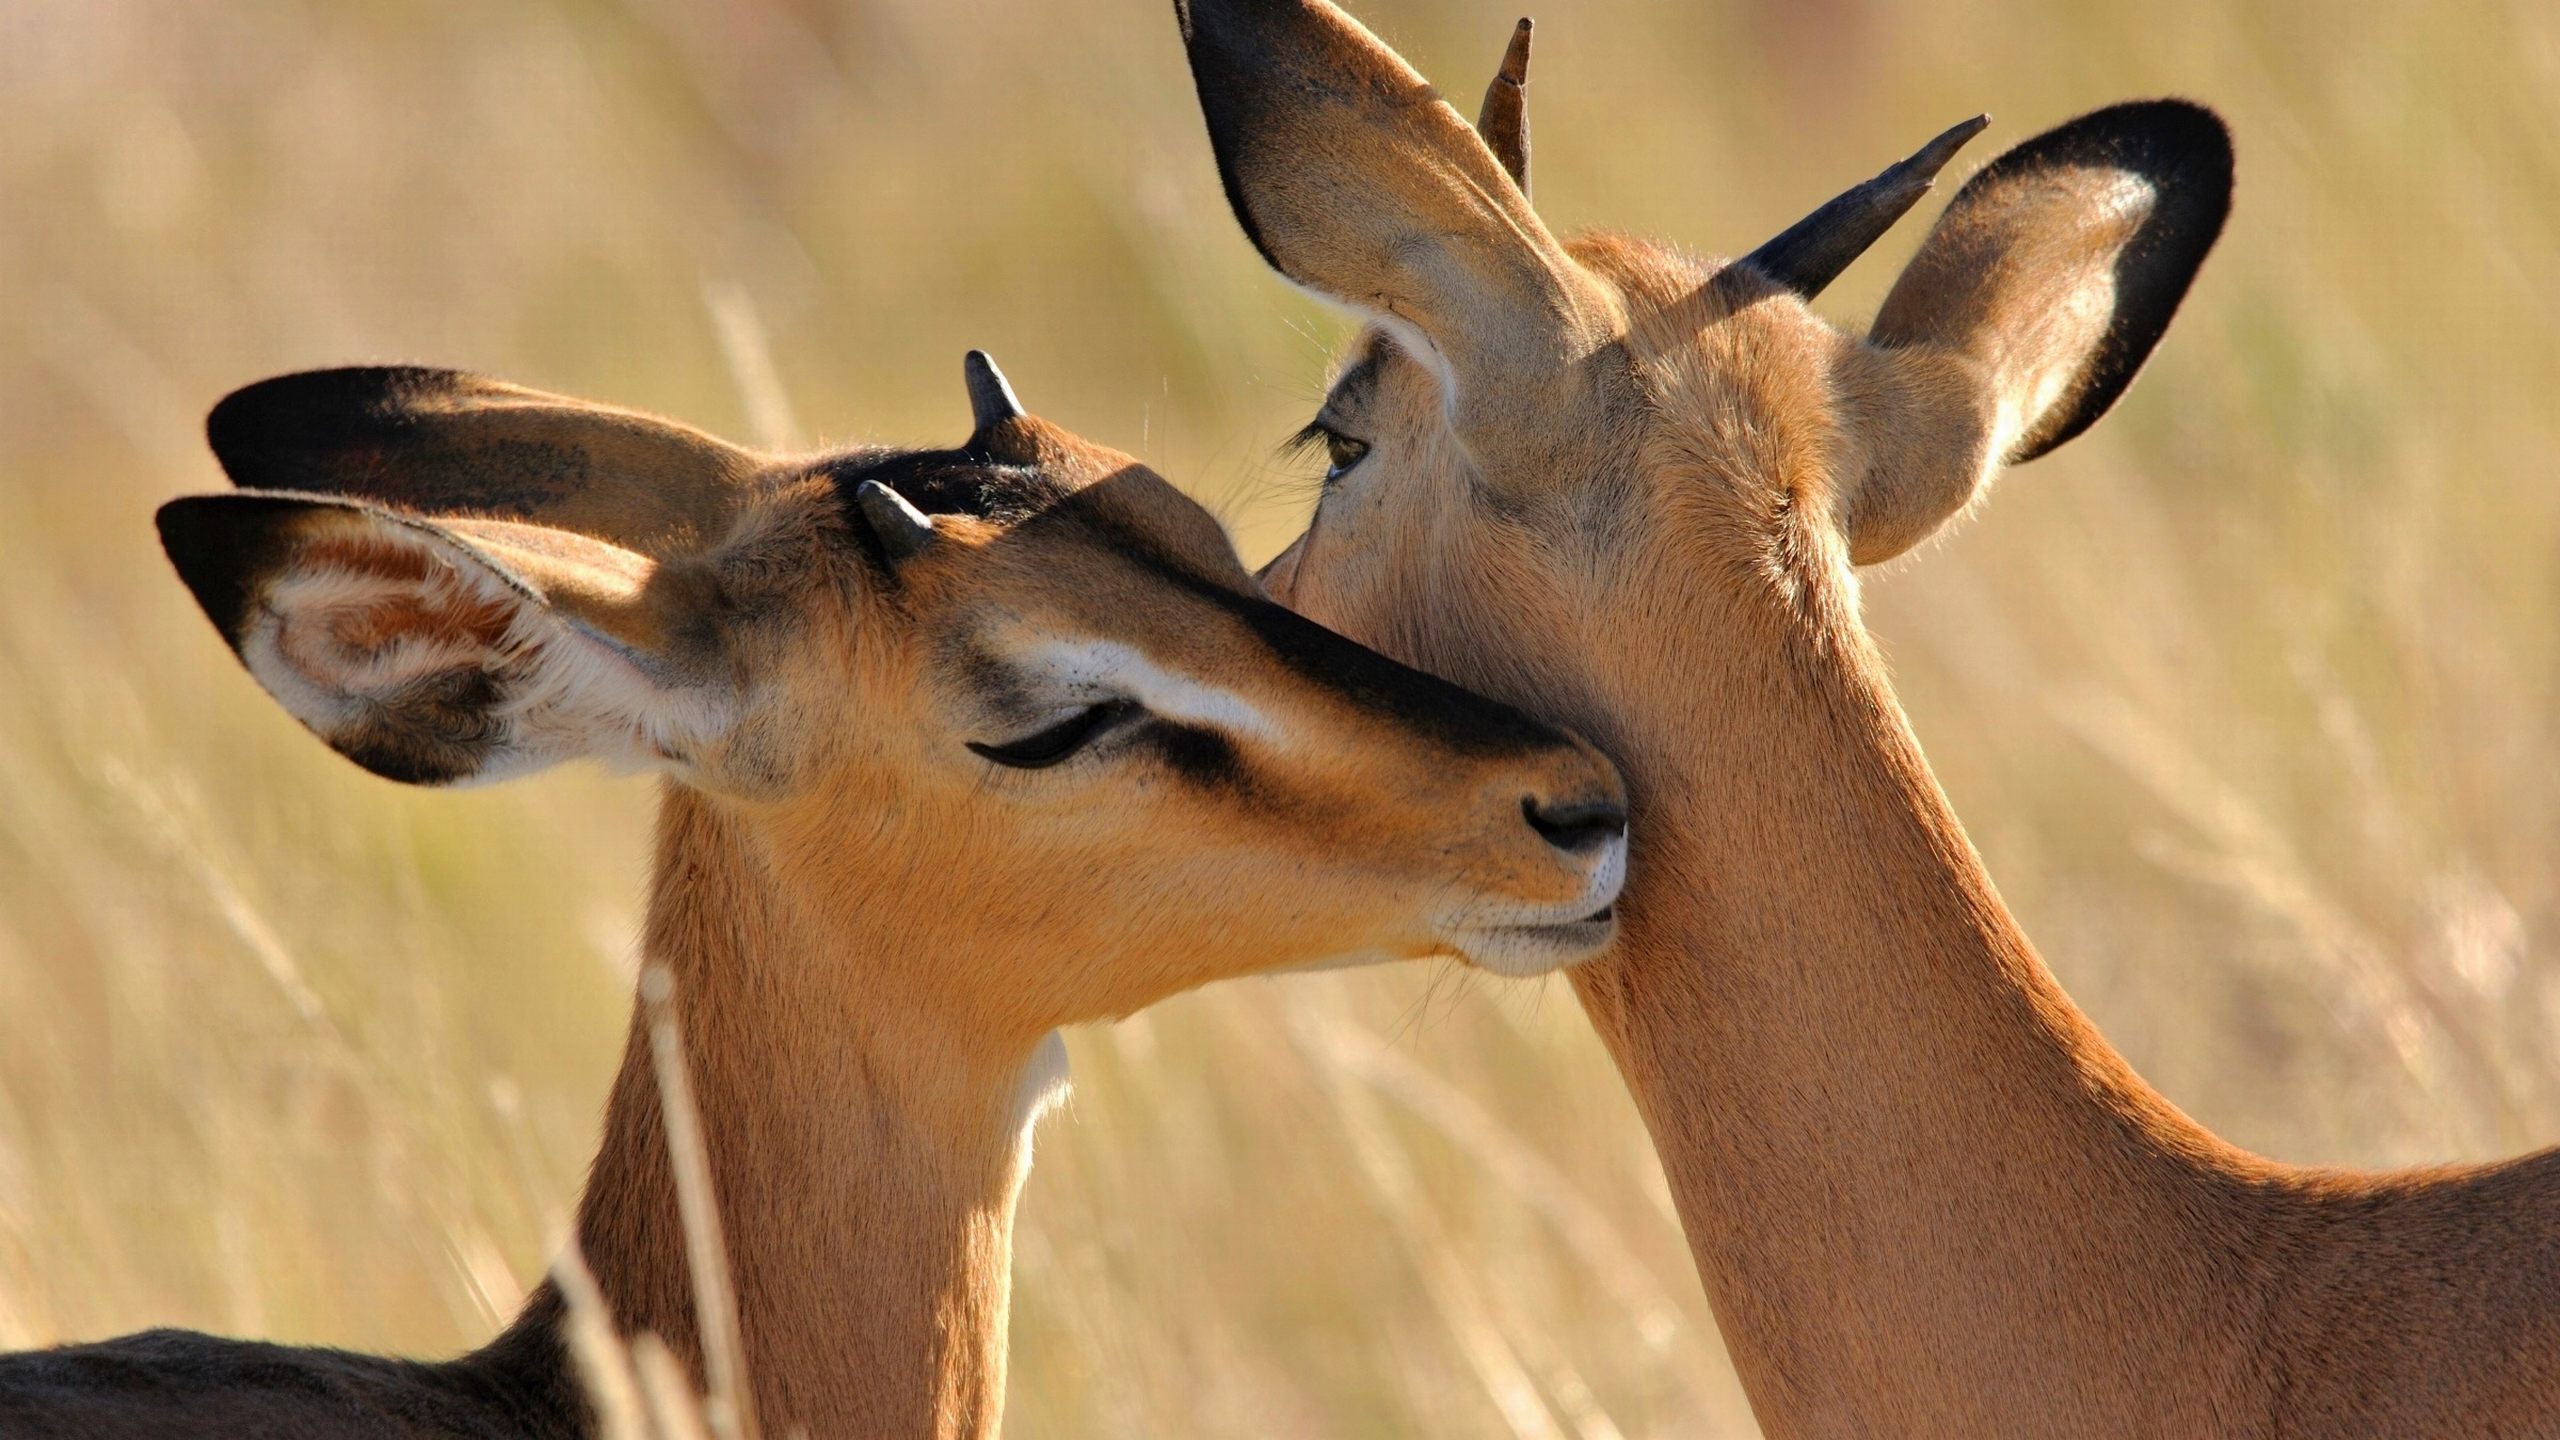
[{"x1": 0, "y1": 1317, "x2": 581, "y2": 1440}]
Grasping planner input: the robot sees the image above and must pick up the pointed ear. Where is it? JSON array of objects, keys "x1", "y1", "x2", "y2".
[
  {"x1": 158, "y1": 492, "x2": 734, "y2": 785},
  {"x1": 1173, "y1": 0, "x2": 1611, "y2": 400},
  {"x1": 1838, "y1": 101, "x2": 2232, "y2": 563},
  {"x1": 206, "y1": 367, "x2": 764, "y2": 556}
]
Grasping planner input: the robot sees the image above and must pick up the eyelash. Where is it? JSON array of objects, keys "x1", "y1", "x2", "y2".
[
  {"x1": 968, "y1": 699, "x2": 1140, "y2": 770},
  {"x1": 1287, "y1": 421, "x2": 1371, "y2": 485}
]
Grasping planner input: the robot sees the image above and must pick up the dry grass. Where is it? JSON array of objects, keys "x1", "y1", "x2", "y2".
[{"x1": 4, "y1": 0, "x2": 2559, "y2": 1434}]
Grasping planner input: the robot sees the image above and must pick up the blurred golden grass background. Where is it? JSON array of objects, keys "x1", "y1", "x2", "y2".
[{"x1": 4, "y1": 0, "x2": 2559, "y2": 1433}]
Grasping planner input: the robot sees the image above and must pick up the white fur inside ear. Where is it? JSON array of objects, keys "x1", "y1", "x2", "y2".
[
  {"x1": 478, "y1": 605, "x2": 735, "y2": 785},
  {"x1": 242, "y1": 553, "x2": 516, "y2": 735},
  {"x1": 238, "y1": 525, "x2": 731, "y2": 784}
]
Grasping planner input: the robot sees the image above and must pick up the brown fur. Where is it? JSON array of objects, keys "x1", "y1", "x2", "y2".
[
  {"x1": 5, "y1": 367, "x2": 1628, "y2": 1437},
  {"x1": 1177, "y1": 4, "x2": 2560, "y2": 1434}
]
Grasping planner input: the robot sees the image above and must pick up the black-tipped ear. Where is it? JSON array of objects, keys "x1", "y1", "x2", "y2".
[
  {"x1": 203, "y1": 366, "x2": 760, "y2": 554},
  {"x1": 1836, "y1": 100, "x2": 2233, "y2": 566},
  {"x1": 207, "y1": 368, "x2": 426, "y2": 491},
  {"x1": 158, "y1": 495, "x2": 302, "y2": 647},
  {"x1": 1874, "y1": 99, "x2": 2233, "y2": 463},
  {"x1": 156, "y1": 491, "x2": 520, "y2": 784},
  {"x1": 155, "y1": 490, "x2": 736, "y2": 786}
]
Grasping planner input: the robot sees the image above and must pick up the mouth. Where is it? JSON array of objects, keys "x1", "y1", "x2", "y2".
[
  {"x1": 1449, "y1": 905, "x2": 1621, "y2": 978},
  {"x1": 1438, "y1": 831, "x2": 1627, "y2": 978}
]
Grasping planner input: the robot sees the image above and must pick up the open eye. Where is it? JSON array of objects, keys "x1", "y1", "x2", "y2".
[
  {"x1": 1321, "y1": 430, "x2": 1370, "y2": 484},
  {"x1": 1290, "y1": 419, "x2": 1371, "y2": 487},
  {"x1": 968, "y1": 699, "x2": 1140, "y2": 770}
]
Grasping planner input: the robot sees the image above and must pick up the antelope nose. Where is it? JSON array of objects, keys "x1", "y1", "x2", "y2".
[{"x1": 1522, "y1": 795, "x2": 1628, "y2": 856}]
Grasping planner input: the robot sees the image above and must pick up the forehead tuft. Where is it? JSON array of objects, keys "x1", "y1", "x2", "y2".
[
  {"x1": 815, "y1": 438, "x2": 1251, "y2": 594},
  {"x1": 1564, "y1": 231, "x2": 1729, "y2": 313},
  {"x1": 817, "y1": 447, "x2": 1072, "y2": 526}
]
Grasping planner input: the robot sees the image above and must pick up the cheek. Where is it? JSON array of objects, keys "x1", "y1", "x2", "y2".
[
  {"x1": 700, "y1": 648, "x2": 910, "y2": 803},
  {"x1": 1255, "y1": 539, "x2": 1304, "y2": 605},
  {"x1": 1283, "y1": 497, "x2": 1433, "y2": 653},
  {"x1": 695, "y1": 704, "x2": 884, "y2": 805},
  {"x1": 1277, "y1": 496, "x2": 1372, "y2": 631}
]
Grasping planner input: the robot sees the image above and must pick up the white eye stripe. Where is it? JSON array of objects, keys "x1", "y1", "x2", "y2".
[{"x1": 1017, "y1": 640, "x2": 1279, "y2": 743}]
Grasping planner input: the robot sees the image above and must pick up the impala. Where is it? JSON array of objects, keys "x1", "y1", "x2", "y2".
[
  {"x1": 0, "y1": 355, "x2": 1628, "y2": 1438},
  {"x1": 1174, "y1": 1, "x2": 2560, "y2": 1433}
]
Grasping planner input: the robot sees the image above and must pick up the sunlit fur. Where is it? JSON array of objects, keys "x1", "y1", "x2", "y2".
[
  {"x1": 1180, "y1": 1, "x2": 2560, "y2": 1433},
  {"x1": 0, "y1": 368, "x2": 1627, "y2": 1439}
]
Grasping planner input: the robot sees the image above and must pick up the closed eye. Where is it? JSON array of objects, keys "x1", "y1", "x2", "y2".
[{"x1": 968, "y1": 699, "x2": 1141, "y2": 770}]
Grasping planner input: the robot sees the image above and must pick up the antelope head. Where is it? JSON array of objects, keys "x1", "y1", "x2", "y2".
[
  {"x1": 158, "y1": 355, "x2": 1630, "y2": 1047},
  {"x1": 1175, "y1": 0, "x2": 2230, "y2": 775}
]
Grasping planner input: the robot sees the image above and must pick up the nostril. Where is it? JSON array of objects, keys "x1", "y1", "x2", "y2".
[{"x1": 1523, "y1": 796, "x2": 1628, "y2": 855}]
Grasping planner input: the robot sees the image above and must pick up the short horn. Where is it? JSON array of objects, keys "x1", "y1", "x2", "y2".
[
  {"x1": 962, "y1": 349, "x2": 1024, "y2": 435},
  {"x1": 853, "y1": 479, "x2": 936, "y2": 564},
  {"x1": 1740, "y1": 114, "x2": 1990, "y2": 300},
  {"x1": 1476, "y1": 18, "x2": 1533, "y2": 194}
]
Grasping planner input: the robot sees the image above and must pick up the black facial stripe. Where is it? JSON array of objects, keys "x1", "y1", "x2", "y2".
[
  {"x1": 852, "y1": 463, "x2": 1572, "y2": 765},
  {"x1": 1083, "y1": 525, "x2": 1568, "y2": 759},
  {"x1": 1232, "y1": 594, "x2": 1563, "y2": 755},
  {"x1": 950, "y1": 638, "x2": 1037, "y2": 719},
  {"x1": 1144, "y1": 721, "x2": 1247, "y2": 791}
]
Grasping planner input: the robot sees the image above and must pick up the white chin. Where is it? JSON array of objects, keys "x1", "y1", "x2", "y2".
[{"x1": 1448, "y1": 913, "x2": 1619, "y2": 978}]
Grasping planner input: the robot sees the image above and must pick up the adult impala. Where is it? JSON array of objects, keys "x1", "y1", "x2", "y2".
[
  {"x1": 1174, "y1": 1, "x2": 2560, "y2": 1434},
  {"x1": 0, "y1": 355, "x2": 1627, "y2": 1438}
]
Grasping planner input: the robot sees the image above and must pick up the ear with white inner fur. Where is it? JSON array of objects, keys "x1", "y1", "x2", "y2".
[
  {"x1": 158, "y1": 491, "x2": 735, "y2": 786},
  {"x1": 1837, "y1": 100, "x2": 2232, "y2": 565}
]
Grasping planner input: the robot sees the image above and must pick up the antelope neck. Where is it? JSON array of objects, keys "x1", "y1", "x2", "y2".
[
  {"x1": 1567, "y1": 604, "x2": 2288, "y2": 1430},
  {"x1": 489, "y1": 783, "x2": 1053, "y2": 1440}
]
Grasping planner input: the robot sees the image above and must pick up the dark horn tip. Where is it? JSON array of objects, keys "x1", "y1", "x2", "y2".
[
  {"x1": 1499, "y1": 18, "x2": 1532, "y2": 83},
  {"x1": 1738, "y1": 113, "x2": 1992, "y2": 302},
  {"x1": 1906, "y1": 114, "x2": 1992, "y2": 177},
  {"x1": 962, "y1": 349, "x2": 1025, "y2": 431},
  {"x1": 853, "y1": 479, "x2": 937, "y2": 564}
]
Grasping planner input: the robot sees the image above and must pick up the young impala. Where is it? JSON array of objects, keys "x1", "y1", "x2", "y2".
[
  {"x1": 1175, "y1": 1, "x2": 2560, "y2": 1434},
  {"x1": 0, "y1": 355, "x2": 1627, "y2": 1438}
]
